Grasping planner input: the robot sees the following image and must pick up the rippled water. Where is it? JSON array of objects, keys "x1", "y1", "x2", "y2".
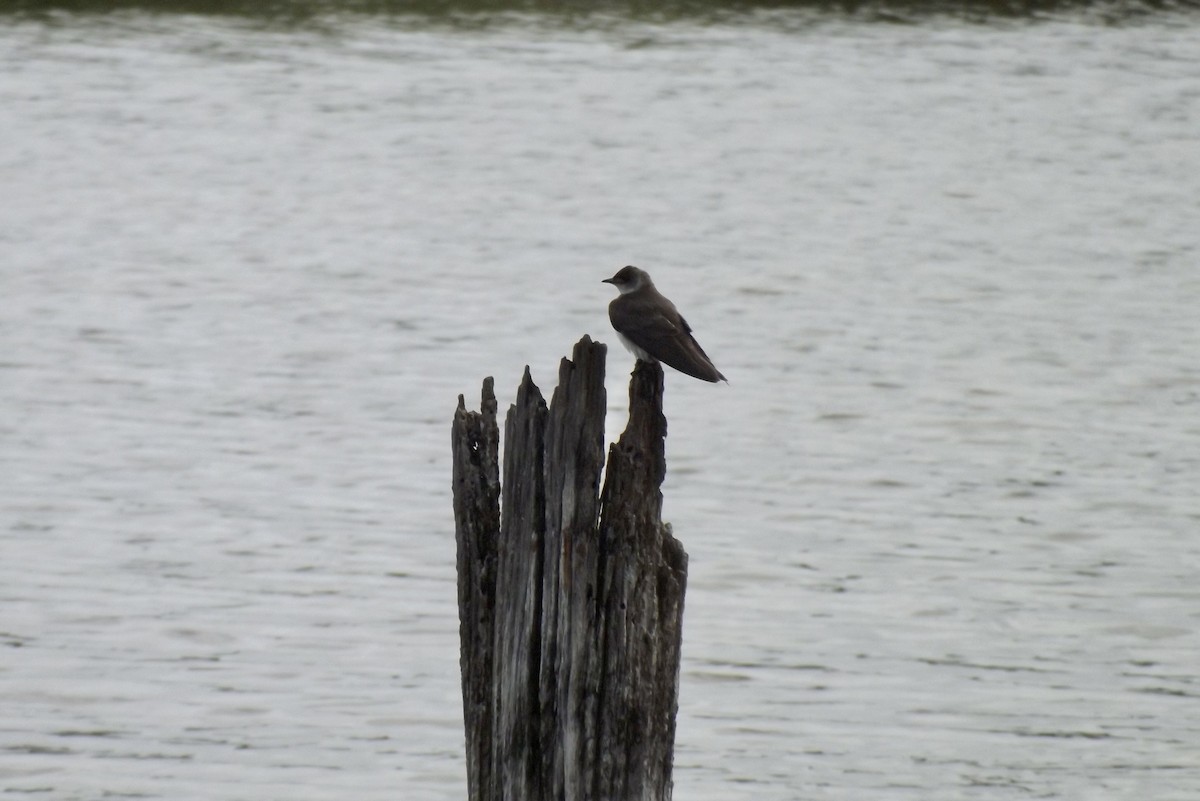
[{"x1": 2, "y1": 7, "x2": 1198, "y2": 800}]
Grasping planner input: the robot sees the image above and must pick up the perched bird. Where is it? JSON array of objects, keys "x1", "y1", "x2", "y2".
[{"x1": 603, "y1": 265, "x2": 726, "y2": 383}]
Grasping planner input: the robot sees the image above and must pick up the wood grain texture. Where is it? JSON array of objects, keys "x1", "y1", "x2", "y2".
[{"x1": 452, "y1": 337, "x2": 687, "y2": 801}]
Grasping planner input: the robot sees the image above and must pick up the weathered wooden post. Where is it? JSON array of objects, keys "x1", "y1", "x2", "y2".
[{"x1": 451, "y1": 335, "x2": 688, "y2": 801}]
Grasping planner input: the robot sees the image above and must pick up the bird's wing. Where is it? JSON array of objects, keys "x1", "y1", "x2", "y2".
[
  {"x1": 621, "y1": 309, "x2": 725, "y2": 383},
  {"x1": 673, "y1": 314, "x2": 725, "y2": 382}
]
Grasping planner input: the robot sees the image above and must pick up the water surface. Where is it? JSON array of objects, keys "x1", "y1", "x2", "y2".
[{"x1": 2, "y1": 8, "x2": 1198, "y2": 800}]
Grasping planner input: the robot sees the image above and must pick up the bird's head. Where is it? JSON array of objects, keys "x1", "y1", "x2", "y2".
[{"x1": 602, "y1": 265, "x2": 651, "y2": 295}]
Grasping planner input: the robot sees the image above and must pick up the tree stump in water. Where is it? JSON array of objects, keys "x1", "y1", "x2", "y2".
[{"x1": 451, "y1": 335, "x2": 688, "y2": 801}]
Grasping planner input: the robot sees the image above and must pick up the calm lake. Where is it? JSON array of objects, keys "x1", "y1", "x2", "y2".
[{"x1": 2, "y1": 3, "x2": 1198, "y2": 799}]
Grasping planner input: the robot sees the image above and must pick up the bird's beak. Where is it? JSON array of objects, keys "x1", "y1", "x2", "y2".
[{"x1": 601, "y1": 278, "x2": 615, "y2": 284}]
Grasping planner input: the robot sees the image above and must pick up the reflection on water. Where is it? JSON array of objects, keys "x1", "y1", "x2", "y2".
[{"x1": 2, "y1": 6, "x2": 1199, "y2": 801}]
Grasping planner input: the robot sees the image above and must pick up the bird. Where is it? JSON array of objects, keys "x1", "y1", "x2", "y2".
[{"x1": 602, "y1": 265, "x2": 726, "y2": 383}]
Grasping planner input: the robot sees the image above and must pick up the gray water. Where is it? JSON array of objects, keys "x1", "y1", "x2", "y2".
[{"x1": 2, "y1": 7, "x2": 1199, "y2": 800}]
